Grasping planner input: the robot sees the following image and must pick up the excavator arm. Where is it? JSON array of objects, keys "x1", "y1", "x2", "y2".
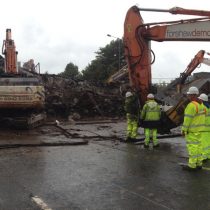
[
  {"x1": 138, "y1": 6, "x2": 210, "y2": 16},
  {"x1": 163, "y1": 50, "x2": 210, "y2": 94},
  {"x1": 2, "y1": 29, "x2": 18, "y2": 74},
  {"x1": 124, "y1": 5, "x2": 210, "y2": 132},
  {"x1": 180, "y1": 50, "x2": 206, "y2": 82},
  {"x1": 177, "y1": 50, "x2": 210, "y2": 92},
  {"x1": 124, "y1": 6, "x2": 210, "y2": 104}
]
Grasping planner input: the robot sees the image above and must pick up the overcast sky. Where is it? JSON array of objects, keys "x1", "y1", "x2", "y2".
[{"x1": 1, "y1": 0, "x2": 210, "y2": 81}]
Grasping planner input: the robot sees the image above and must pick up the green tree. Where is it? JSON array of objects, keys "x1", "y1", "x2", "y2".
[
  {"x1": 82, "y1": 39, "x2": 126, "y2": 83},
  {"x1": 59, "y1": 62, "x2": 80, "y2": 79}
]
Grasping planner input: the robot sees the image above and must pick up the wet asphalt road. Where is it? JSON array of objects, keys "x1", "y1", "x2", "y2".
[{"x1": 0, "y1": 121, "x2": 210, "y2": 210}]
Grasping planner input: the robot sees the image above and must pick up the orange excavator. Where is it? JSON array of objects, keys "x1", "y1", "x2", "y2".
[
  {"x1": 177, "y1": 50, "x2": 210, "y2": 92},
  {"x1": 2, "y1": 29, "x2": 18, "y2": 74},
  {"x1": 0, "y1": 29, "x2": 46, "y2": 128},
  {"x1": 123, "y1": 6, "x2": 210, "y2": 132},
  {"x1": 164, "y1": 50, "x2": 210, "y2": 94}
]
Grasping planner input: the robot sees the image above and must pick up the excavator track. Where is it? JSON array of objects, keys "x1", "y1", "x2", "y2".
[
  {"x1": 15, "y1": 113, "x2": 46, "y2": 129},
  {"x1": 0, "y1": 112, "x2": 46, "y2": 129}
]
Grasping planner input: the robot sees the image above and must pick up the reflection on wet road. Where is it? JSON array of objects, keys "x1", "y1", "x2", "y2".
[{"x1": 0, "y1": 122, "x2": 209, "y2": 209}]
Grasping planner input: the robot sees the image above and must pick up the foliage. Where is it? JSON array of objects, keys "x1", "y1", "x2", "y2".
[
  {"x1": 82, "y1": 39, "x2": 126, "y2": 83},
  {"x1": 59, "y1": 62, "x2": 81, "y2": 79}
]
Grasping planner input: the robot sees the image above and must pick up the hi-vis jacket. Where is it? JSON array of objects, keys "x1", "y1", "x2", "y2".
[
  {"x1": 140, "y1": 99, "x2": 160, "y2": 121},
  {"x1": 203, "y1": 102, "x2": 210, "y2": 132},
  {"x1": 182, "y1": 101, "x2": 206, "y2": 133}
]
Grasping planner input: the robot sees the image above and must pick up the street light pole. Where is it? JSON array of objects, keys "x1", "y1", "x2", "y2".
[{"x1": 107, "y1": 34, "x2": 121, "y2": 70}]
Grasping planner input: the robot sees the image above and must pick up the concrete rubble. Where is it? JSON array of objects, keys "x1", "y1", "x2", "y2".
[
  {"x1": 41, "y1": 74, "x2": 125, "y2": 119},
  {"x1": 158, "y1": 72, "x2": 210, "y2": 106}
]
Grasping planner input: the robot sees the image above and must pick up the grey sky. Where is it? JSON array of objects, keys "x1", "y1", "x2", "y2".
[{"x1": 1, "y1": 0, "x2": 210, "y2": 82}]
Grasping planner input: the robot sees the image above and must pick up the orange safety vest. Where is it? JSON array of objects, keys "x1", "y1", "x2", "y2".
[{"x1": 191, "y1": 101, "x2": 206, "y2": 114}]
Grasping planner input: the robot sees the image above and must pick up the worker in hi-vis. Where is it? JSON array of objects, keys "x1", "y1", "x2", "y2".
[
  {"x1": 181, "y1": 86, "x2": 206, "y2": 171},
  {"x1": 124, "y1": 91, "x2": 140, "y2": 142},
  {"x1": 140, "y1": 93, "x2": 161, "y2": 148},
  {"x1": 198, "y1": 93, "x2": 210, "y2": 163}
]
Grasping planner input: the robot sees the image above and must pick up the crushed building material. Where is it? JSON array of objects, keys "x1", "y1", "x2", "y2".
[{"x1": 41, "y1": 74, "x2": 125, "y2": 119}]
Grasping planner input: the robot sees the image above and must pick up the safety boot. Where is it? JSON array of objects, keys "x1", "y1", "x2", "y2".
[
  {"x1": 126, "y1": 137, "x2": 132, "y2": 142},
  {"x1": 182, "y1": 165, "x2": 197, "y2": 171},
  {"x1": 196, "y1": 166, "x2": 203, "y2": 170},
  {"x1": 144, "y1": 144, "x2": 149, "y2": 149},
  {"x1": 126, "y1": 137, "x2": 137, "y2": 143},
  {"x1": 203, "y1": 159, "x2": 208, "y2": 163}
]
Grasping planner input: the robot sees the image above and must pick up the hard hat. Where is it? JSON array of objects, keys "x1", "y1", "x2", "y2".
[
  {"x1": 125, "y1": 91, "x2": 133, "y2": 98},
  {"x1": 187, "y1": 86, "x2": 199, "y2": 95},
  {"x1": 198, "y1": 93, "x2": 208, "y2": 102},
  {"x1": 147, "y1": 93, "x2": 154, "y2": 99}
]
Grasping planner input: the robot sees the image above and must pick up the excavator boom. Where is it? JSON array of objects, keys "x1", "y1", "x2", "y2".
[
  {"x1": 2, "y1": 29, "x2": 18, "y2": 74},
  {"x1": 124, "y1": 5, "x2": 210, "y2": 132},
  {"x1": 180, "y1": 50, "x2": 205, "y2": 84},
  {"x1": 124, "y1": 6, "x2": 210, "y2": 104},
  {"x1": 138, "y1": 7, "x2": 210, "y2": 16}
]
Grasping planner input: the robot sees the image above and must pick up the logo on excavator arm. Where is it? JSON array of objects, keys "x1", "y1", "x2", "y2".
[{"x1": 165, "y1": 21, "x2": 210, "y2": 39}]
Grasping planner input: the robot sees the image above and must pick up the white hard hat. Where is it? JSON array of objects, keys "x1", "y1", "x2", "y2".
[
  {"x1": 198, "y1": 93, "x2": 208, "y2": 101},
  {"x1": 187, "y1": 86, "x2": 199, "y2": 95},
  {"x1": 147, "y1": 93, "x2": 154, "y2": 99},
  {"x1": 125, "y1": 91, "x2": 133, "y2": 98}
]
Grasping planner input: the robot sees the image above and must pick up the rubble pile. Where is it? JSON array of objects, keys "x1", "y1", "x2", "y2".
[
  {"x1": 41, "y1": 74, "x2": 125, "y2": 119},
  {"x1": 157, "y1": 72, "x2": 210, "y2": 106}
]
